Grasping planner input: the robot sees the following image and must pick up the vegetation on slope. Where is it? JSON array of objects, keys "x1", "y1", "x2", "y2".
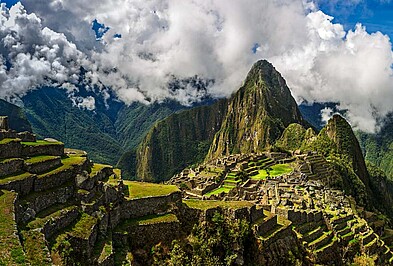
[
  {"x1": 137, "y1": 99, "x2": 228, "y2": 182},
  {"x1": 0, "y1": 190, "x2": 26, "y2": 265},
  {"x1": 137, "y1": 60, "x2": 309, "y2": 182},
  {"x1": 151, "y1": 212, "x2": 250, "y2": 266},
  {"x1": 356, "y1": 113, "x2": 393, "y2": 180},
  {"x1": 207, "y1": 60, "x2": 308, "y2": 159},
  {"x1": 22, "y1": 87, "x2": 185, "y2": 176},
  {"x1": 303, "y1": 115, "x2": 393, "y2": 217}
]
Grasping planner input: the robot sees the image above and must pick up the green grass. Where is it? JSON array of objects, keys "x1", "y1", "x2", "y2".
[
  {"x1": 183, "y1": 199, "x2": 253, "y2": 210},
  {"x1": 205, "y1": 186, "x2": 232, "y2": 196},
  {"x1": 114, "y1": 169, "x2": 122, "y2": 178},
  {"x1": 0, "y1": 172, "x2": 34, "y2": 185},
  {"x1": 0, "y1": 190, "x2": 27, "y2": 265},
  {"x1": 251, "y1": 164, "x2": 292, "y2": 180},
  {"x1": 123, "y1": 181, "x2": 179, "y2": 199},
  {"x1": 97, "y1": 236, "x2": 113, "y2": 263},
  {"x1": 37, "y1": 156, "x2": 86, "y2": 179},
  {"x1": 251, "y1": 170, "x2": 269, "y2": 180},
  {"x1": 0, "y1": 138, "x2": 19, "y2": 145},
  {"x1": 90, "y1": 163, "x2": 111, "y2": 177},
  {"x1": 25, "y1": 155, "x2": 59, "y2": 164},
  {"x1": 69, "y1": 213, "x2": 97, "y2": 239},
  {"x1": 21, "y1": 230, "x2": 51, "y2": 266},
  {"x1": 21, "y1": 140, "x2": 63, "y2": 146}
]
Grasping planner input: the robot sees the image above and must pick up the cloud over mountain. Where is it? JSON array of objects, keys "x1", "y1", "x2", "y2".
[{"x1": 1, "y1": 1, "x2": 393, "y2": 132}]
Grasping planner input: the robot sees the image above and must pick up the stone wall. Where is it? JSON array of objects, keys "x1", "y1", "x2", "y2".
[
  {"x1": 24, "y1": 157, "x2": 62, "y2": 174},
  {"x1": 22, "y1": 143, "x2": 64, "y2": 157},
  {"x1": 120, "y1": 191, "x2": 182, "y2": 220},
  {"x1": 0, "y1": 173, "x2": 36, "y2": 196},
  {"x1": 113, "y1": 220, "x2": 181, "y2": 249},
  {"x1": 42, "y1": 207, "x2": 80, "y2": 239},
  {"x1": 15, "y1": 183, "x2": 75, "y2": 224},
  {"x1": 254, "y1": 215, "x2": 278, "y2": 236},
  {"x1": 0, "y1": 130, "x2": 17, "y2": 140},
  {"x1": 0, "y1": 116, "x2": 9, "y2": 130},
  {"x1": 254, "y1": 226, "x2": 306, "y2": 265},
  {"x1": 0, "y1": 158, "x2": 24, "y2": 177},
  {"x1": 16, "y1": 132, "x2": 36, "y2": 142},
  {"x1": 0, "y1": 140, "x2": 22, "y2": 159},
  {"x1": 34, "y1": 158, "x2": 89, "y2": 192},
  {"x1": 276, "y1": 208, "x2": 322, "y2": 225},
  {"x1": 69, "y1": 224, "x2": 98, "y2": 263}
]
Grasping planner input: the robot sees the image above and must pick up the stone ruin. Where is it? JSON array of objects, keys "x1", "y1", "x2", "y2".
[
  {"x1": 0, "y1": 116, "x2": 36, "y2": 142},
  {"x1": 168, "y1": 150, "x2": 393, "y2": 265}
]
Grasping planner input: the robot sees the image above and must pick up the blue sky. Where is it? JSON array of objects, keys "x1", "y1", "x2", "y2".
[{"x1": 317, "y1": 1, "x2": 393, "y2": 40}]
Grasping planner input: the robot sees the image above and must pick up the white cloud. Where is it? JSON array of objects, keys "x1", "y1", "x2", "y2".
[
  {"x1": 0, "y1": 1, "x2": 392, "y2": 132},
  {"x1": 320, "y1": 107, "x2": 334, "y2": 125},
  {"x1": 0, "y1": 3, "x2": 87, "y2": 100},
  {"x1": 74, "y1": 96, "x2": 96, "y2": 111}
]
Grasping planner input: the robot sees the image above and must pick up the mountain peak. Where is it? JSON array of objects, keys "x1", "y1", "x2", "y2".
[{"x1": 207, "y1": 60, "x2": 307, "y2": 158}]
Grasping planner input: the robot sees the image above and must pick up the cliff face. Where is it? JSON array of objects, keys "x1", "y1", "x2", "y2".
[
  {"x1": 207, "y1": 60, "x2": 307, "y2": 159},
  {"x1": 137, "y1": 99, "x2": 228, "y2": 182},
  {"x1": 324, "y1": 114, "x2": 370, "y2": 186}
]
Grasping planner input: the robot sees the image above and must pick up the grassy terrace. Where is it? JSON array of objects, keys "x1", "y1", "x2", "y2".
[
  {"x1": 251, "y1": 164, "x2": 293, "y2": 180},
  {"x1": 0, "y1": 172, "x2": 34, "y2": 185},
  {"x1": 90, "y1": 163, "x2": 111, "y2": 177},
  {"x1": 115, "y1": 214, "x2": 178, "y2": 234},
  {"x1": 25, "y1": 155, "x2": 59, "y2": 164},
  {"x1": 0, "y1": 138, "x2": 19, "y2": 145},
  {"x1": 0, "y1": 190, "x2": 26, "y2": 265},
  {"x1": 123, "y1": 181, "x2": 179, "y2": 199},
  {"x1": 21, "y1": 230, "x2": 51, "y2": 266},
  {"x1": 68, "y1": 213, "x2": 97, "y2": 239},
  {"x1": 183, "y1": 199, "x2": 253, "y2": 210},
  {"x1": 205, "y1": 186, "x2": 232, "y2": 196},
  {"x1": 26, "y1": 205, "x2": 77, "y2": 230},
  {"x1": 37, "y1": 156, "x2": 86, "y2": 179},
  {"x1": 21, "y1": 140, "x2": 63, "y2": 146}
]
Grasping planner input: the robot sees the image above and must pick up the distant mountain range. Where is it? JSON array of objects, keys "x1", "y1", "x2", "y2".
[{"x1": 0, "y1": 63, "x2": 392, "y2": 184}]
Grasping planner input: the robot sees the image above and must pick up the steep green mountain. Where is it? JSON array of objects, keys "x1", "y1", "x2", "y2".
[
  {"x1": 299, "y1": 102, "x2": 393, "y2": 180},
  {"x1": 136, "y1": 60, "x2": 309, "y2": 182},
  {"x1": 207, "y1": 60, "x2": 308, "y2": 159},
  {"x1": 357, "y1": 114, "x2": 393, "y2": 180},
  {"x1": 22, "y1": 87, "x2": 185, "y2": 172},
  {"x1": 275, "y1": 123, "x2": 309, "y2": 152},
  {"x1": 137, "y1": 99, "x2": 228, "y2": 182},
  {"x1": 299, "y1": 114, "x2": 393, "y2": 216},
  {"x1": 22, "y1": 87, "x2": 124, "y2": 166},
  {"x1": 0, "y1": 99, "x2": 32, "y2": 132}
]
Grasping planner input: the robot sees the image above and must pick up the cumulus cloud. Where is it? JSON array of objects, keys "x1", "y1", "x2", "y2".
[
  {"x1": 320, "y1": 107, "x2": 334, "y2": 125},
  {"x1": 0, "y1": 1, "x2": 393, "y2": 132},
  {"x1": 0, "y1": 3, "x2": 88, "y2": 100}
]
